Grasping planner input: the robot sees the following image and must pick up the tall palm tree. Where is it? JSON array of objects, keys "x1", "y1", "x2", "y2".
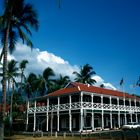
[
  {"x1": 36, "y1": 74, "x2": 46, "y2": 96},
  {"x1": 24, "y1": 73, "x2": 38, "y2": 99},
  {"x1": 7, "y1": 59, "x2": 19, "y2": 95},
  {"x1": 43, "y1": 67, "x2": 55, "y2": 93},
  {"x1": 0, "y1": 0, "x2": 38, "y2": 135},
  {"x1": 7, "y1": 59, "x2": 19, "y2": 135},
  {"x1": 73, "y1": 64, "x2": 96, "y2": 85},
  {"x1": 19, "y1": 60, "x2": 28, "y2": 95},
  {"x1": 51, "y1": 74, "x2": 70, "y2": 92}
]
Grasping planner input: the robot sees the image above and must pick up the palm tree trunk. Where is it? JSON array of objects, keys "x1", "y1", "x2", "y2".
[
  {"x1": 9, "y1": 79, "x2": 14, "y2": 135},
  {"x1": 20, "y1": 71, "x2": 23, "y2": 96},
  {"x1": 1, "y1": 21, "x2": 10, "y2": 139},
  {"x1": 0, "y1": 48, "x2": 4, "y2": 63}
]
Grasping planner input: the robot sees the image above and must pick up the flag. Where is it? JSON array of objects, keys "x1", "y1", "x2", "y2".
[
  {"x1": 120, "y1": 78, "x2": 124, "y2": 86},
  {"x1": 136, "y1": 76, "x2": 140, "y2": 87}
]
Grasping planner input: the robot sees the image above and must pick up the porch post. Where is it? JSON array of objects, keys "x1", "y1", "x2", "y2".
[
  {"x1": 135, "y1": 99, "x2": 138, "y2": 122},
  {"x1": 69, "y1": 95, "x2": 72, "y2": 132},
  {"x1": 136, "y1": 113, "x2": 138, "y2": 123},
  {"x1": 118, "y1": 113, "x2": 120, "y2": 128},
  {"x1": 129, "y1": 99, "x2": 132, "y2": 122},
  {"x1": 110, "y1": 96, "x2": 112, "y2": 129},
  {"x1": 101, "y1": 95, "x2": 104, "y2": 130},
  {"x1": 117, "y1": 97, "x2": 120, "y2": 128},
  {"x1": 80, "y1": 92, "x2": 83, "y2": 132},
  {"x1": 124, "y1": 97, "x2": 127, "y2": 125},
  {"x1": 124, "y1": 113, "x2": 127, "y2": 125},
  {"x1": 46, "y1": 98, "x2": 49, "y2": 131},
  {"x1": 91, "y1": 94, "x2": 94, "y2": 131},
  {"x1": 33, "y1": 100, "x2": 36, "y2": 131},
  {"x1": 110, "y1": 113, "x2": 112, "y2": 129},
  {"x1": 57, "y1": 97, "x2": 60, "y2": 132},
  {"x1": 130, "y1": 114, "x2": 132, "y2": 122},
  {"x1": 26, "y1": 100, "x2": 29, "y2": 131}
]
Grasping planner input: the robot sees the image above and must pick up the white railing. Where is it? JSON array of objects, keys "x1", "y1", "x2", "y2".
[{"x1": 27, "y1": 102, "x2": 140, "y2": 113}]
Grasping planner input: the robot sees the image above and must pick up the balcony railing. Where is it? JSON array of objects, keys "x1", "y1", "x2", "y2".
[{"x1": 28, "y1": 102, "x2": 140, "y2": 113}]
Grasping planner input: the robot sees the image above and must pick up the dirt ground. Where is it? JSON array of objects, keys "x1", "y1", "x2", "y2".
[{"x1": 4, "y1": 135, "x2": 83, "y2": 140}]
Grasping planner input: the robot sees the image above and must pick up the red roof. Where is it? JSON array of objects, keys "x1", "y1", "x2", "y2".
[{"x1": 48, "y1": 82, "x2": 139, "y2": 100}]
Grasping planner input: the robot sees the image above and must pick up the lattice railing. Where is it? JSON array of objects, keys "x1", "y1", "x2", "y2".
[
  {"x1": 28, "y1": 107, "x2": 35, "y2": 113},
  {"x1": 36, "y1": 106, "x2": 47, "y2": 112},
  {"x1": 82, "y1": 102, "x2": 92, "y2": 108},
  {"x1": 71, "y1": 102, "x2": 81, "y2": 109},
  {"x1": 103, "y1": 104, "x2": 110, "y2": 110},
  {"x1": 28, "y1": 102, "x2": 140, "y2": 113},
  {"x1": 59, "y1": 103, "x2": 70, "y2": 110},
  {"x1": 112, "y1": 104, "x2": 118, "y2": 110},
  {"x1": 93, "y1": 103, "x2": 102, "y2": 109}
]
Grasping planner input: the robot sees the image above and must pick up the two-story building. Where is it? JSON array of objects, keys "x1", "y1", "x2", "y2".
[{"x1": 26, "y1": 82, "x2": 140, "y2": 132}]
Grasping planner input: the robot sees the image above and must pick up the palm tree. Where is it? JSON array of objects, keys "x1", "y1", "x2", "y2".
[
  {"x1": 19, "y1": 60, "x2": 28, "y2": 95},
  {"x1": 0, "y1": 0, "x2": 38, "y2": 135},
  {"x1": 73, "y1": 64, "x2": 96, "y2": 85},
  {"x1": 42, "y1": 67, "x2": 55, "y2": 93},
  {"x1": 24, "y1": 73, "x2": 38, "y2": 99},
  {"x1": 100, "y1": 84, "x2": 105, "y2": 88},
  {"x1": 7, "y1": 59, "x2": 19, "y2": 135},
  {"x1": 50, "y1": 74, "x2": 70, "y2": 92},
  {"x1": 7, "y1": 59, "x2": 19, "y2": 94},
  {"x1": 36, "y1": 74, "x2": 46, "y2": 96}
]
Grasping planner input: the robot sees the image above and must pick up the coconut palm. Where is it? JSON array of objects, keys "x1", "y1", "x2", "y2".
[
  {"x1": 35, "y1": 74, "x2": 46, "y2": 96},
  {"x1": 42, "y1": 67, "x2": 55, "y2": 93},
  {"x1": 0, "y1": 0, "x2": 38, "y2": 135},
  {"x1": 7, "y1": 59, "x2": 19, "y2": 93},
  {"x1": 50, "y1": 74, "x2": 70, "y2": 92},
  {"x1": 7, "y1": 59, "x2": 19, "y2": 135},
  {"x1": 24, "y1": 73, "x2": 38, "y2": 99},
  {"x1": 19, "y1": 60, "x2": 28, "y2": 95},
  {"x1": 73, "y1": 64, "x2": 96, "y2": 85}
]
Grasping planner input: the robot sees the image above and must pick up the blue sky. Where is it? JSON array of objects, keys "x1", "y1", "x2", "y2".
[{"x1": 0, "y1": 0, "x2": 140, "y2": 95}]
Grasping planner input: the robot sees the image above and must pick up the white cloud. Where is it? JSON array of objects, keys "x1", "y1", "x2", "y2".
[
  {"x1": 0, "y1": 43, "x2": 116, "y2": 90},
  {"x1": 92, "y1": 75, "x2": 117, "y2": 90},
  {"x1": 10, "y1": 43, "x2": 79, "y2": 79}
]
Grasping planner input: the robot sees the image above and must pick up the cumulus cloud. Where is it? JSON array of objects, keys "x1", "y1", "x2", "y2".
[
  {"x1": 0, "y1": 43, "x2": 116, "y2": 90},
  {"x1": 92, "y1": 75, "x2": 117, "y2": 90},
  {"x1": 9, "y1": 43, "x2": 79, "y2": 80}
]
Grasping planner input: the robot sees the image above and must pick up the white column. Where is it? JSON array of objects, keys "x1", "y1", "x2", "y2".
[
  {"x1": 110, "y1": 96, "x2": 112, "y2": 129},
  {"x1": 91, "y1": 94, "x2": 94, "y2": 131},
  {"x1": 26, "y1": 100, "x2": 29, "y2": 131},
  {"x1": 129, "y1": 99, "x2": 132, "y2": 122},
  {"x1": 80, "y1": 92, "x2": 83, "y2": 132},
  {"x1": 46, "y1": 98, "x2": 49, "y2": 131},
  {"x1": 124, "y1": 113, "x2": 127, "y2": 125},
  {"x1": 123, "y1": 97, "x2": 127, "y2": 125},
  {"x1": 110, "y1": 113, "x2": 112, "y2": 129},
  {"x1": 118, "y1": 113, "x2": 120, "y2": 128},
  {"x1": 33, "y1": 100, "x2": 36, "y2": 131},
  {"x1": 101, "y1": 95, "x2": 104, "y2": 130},
  {"x1": 117, "y1": 97, "x2": 120, "y2": 128},
  {"x1": 69, "y1": 95, "x2": 72, "y2": 132},
  {"x1": 130, "y1": 113, "x2": 132, "y2": 122},
  {"x1": 46, "y1": 114, "x2": 48, "y2": 131},
  {"x1": 57, "y1": 97, "x2": 60, "y2": 131},
  {"x1": 135, "y1": 99, "x2": 138, "y2": 122},
  {"x1": 136, "y1": 113, "x2": 138, "y2": 123}
]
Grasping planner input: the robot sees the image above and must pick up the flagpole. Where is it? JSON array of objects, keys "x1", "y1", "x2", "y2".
[
  {"x1": 120, "y1": 78, "x2": 126, "y2": 124},
  {"x1": 120, "y1": 78, "x2": 125, "y2": 101}
]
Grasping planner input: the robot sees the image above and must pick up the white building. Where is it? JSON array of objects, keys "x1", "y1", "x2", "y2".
[{"x1": 26, "y1": 82, "x2": 140, "y2": 132}]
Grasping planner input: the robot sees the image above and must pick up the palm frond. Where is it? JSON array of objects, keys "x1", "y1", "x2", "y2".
[
  {"x1": 9, "y1": 29, "x2": 17, "y2": 53},
  {"x1": 16, "y1": 26, "x2": 33, "y2": 47}
]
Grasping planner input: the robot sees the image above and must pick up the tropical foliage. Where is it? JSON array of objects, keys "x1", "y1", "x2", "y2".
[
  {"x1": 0, "y1": 0, "x2": 39, "y2": 138},
  {"x1": 73, "y1": 63, "x2": 96, "y2": 85}
]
